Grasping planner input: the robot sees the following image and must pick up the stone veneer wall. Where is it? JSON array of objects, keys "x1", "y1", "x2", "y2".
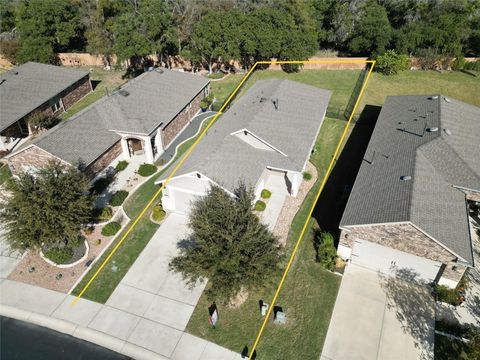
[
  {"x1": 161, "y1": 88, "x2": 205, "y2": 148},
  {"x1": 85, "y1": 141, "x2": 122, "y2": 178},
  {"x1": 59, "y1": 76, "x2": 92, "y2": 109},
  {"x1": 8, "y1": 145, "x2": 69, "y2": 175},
  {"x1": 339, "y1": 223, "x2": 466, "y2": 283}
]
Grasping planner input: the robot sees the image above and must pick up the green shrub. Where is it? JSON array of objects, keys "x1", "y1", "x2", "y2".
[
  {"x1": 200, "y1": 93, "x2": 214, "y2": 109},
  {"x1": 138, "y1": 163, "x2": 157, "y2": 177},
  {"x1": 464, "y1": 59, "x2": 480, "y2": 71},
  {"x1": 44, "y1": 247, "x2": 73, "y2": 264},
  {"x1": 374, "y1": 50, "x2": 410, "y2": 75},
  {"x1": 115, "y1": 160, "x2": 129, "y2": 171},
  {"x1": 451, "y1": 56, "x2": 465, "y2": 71},
  {"x1": 255, "y1": 200, "x2": 266, "y2": 211},
  {"x1": 152, "y1": 205, "x2": 166, "y2": 222},
  {"x1": 313, "y1": 231, "x2": 337, "y2": 271},
  {"x1": 101, "y1": 222, "x2": 121, "y2": 236},
  {"x1": 303, "y1": 171, "x2": 312, "y2": 180},
  {"x1": 91, "y1": 177, "x2": 111, "y2": 194},
  {"x1": 109, "y1": 190, "x2": 129, "y2": 206},
  {"x1": 435, "y1": 285, "x2": 462, "y2": 305},
  {"x1": 261, "y1": 189, "x2": 272, "y2": 199},
  {"x1": 99, "y1": 206, "x2": 113, "y2": 220}
]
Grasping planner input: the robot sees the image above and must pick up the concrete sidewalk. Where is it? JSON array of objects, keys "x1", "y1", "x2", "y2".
[{"x1": 0, "y1": 214, "x2": 241, "y2": 360}]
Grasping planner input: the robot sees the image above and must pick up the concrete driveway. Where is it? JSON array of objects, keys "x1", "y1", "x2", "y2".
[{"x1": 321, "y1": 264, "x2": 435, "y2": 360}]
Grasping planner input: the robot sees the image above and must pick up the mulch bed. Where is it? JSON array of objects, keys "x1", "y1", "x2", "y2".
[
  {"x1": 273, "y1": 162, "x2": 318, "y2": 246},
  {"x1": 7, "y1": 213, "x2": 129, "y2": 294}
]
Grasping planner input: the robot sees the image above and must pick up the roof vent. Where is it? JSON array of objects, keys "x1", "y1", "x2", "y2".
[
  {"x1": 119, "y1": 89, "x2": 130, "y2": 97},
  {"x1": 260, "y1": 97, "x2": 267, "y2": 103},
  {"x1": 12, "y1": 71, "x2": 18, "y2": 75},
  {"x1": 428, "y1": 96, "x2": 438, "y2": 100},
  {"x1": 426, "y1": 127, "x2": 439, "y2": 132},
  {"x1": 0, "y1": 79, "x2": 6, "y2": 85},
  {"x1": 400, "y1": 176, "x2": 412, "y2": 181},
  {"x1": 155, "y1": 68, "x2": 164, "y2": 74},
  {"x1": 443, "y1": 97, "x2": 451, "y2": 103},
  {"x1": 271, "y1": 98, "x2": 279, "y2": 110},
  {"x1": 444, "y1": 128, "x2": 452, "y2": 136}
]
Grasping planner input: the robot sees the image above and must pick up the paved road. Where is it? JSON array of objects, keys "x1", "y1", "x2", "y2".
[{"x1": 1, "y1": 316, "x2": 130, "y2": 360}]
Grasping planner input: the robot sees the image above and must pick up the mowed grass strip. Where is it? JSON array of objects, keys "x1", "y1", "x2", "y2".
[
  {"x1": 186, "y1": 118, "x2": 345, "y2": 360},
  {"x1": 71, "y1": 217, "x2": 159, "y2": 303}
]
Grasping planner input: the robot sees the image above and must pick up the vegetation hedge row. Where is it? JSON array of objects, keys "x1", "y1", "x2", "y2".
[
  {"x1": 255, "y1": 200, "x2": 266, "y2": 211},
  {"x1": 109, "y1": 190, "x2": 129, "y2": 206},
  {"x1": 44, "y1": 247, "x2": 73, "y2": 264},
  {"x1": 260, "y1": 189, "x2": 271, "y2": 199},
  {"x1": 303, "y1": 171, "x2": 312, "y2": 181},
  {"x1": 115, "y1": 160, "x2": 129, "y2": 171},
  {"x1": 138, "y1": 164, "x2": 157, "y2": 177},
  {"x1": 152, "y1": 204, "x2": 166, "y2": 222},
  {"x1": 101, "y1": 222, "x2": 121, "y2": 236}
]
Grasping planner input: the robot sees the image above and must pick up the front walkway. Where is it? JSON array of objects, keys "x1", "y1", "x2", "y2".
[
  {"x1": 0, "y1": 213, "x2": 241, "y2": 360},
  {"x1": 321, "y1": 264, "x2": 435, "y2": 360}
]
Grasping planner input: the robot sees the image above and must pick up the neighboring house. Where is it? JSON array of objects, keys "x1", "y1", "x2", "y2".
[
  {"x1": 6, "y1": 68, "x2": 210, "y2": 177},
  {"x1": 0, "y1": 62, "x2": 92, "y2": 155},
  {"x1": 339, "y1": 95, "x2": 480, "y2": 288},
  {"x1": 155, "y1": 79, "x2": 331, "y2": 214}
]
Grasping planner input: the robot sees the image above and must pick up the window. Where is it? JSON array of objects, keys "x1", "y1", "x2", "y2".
[{"x1": 51, "y1": 99, "x2": 62, "y2": 113}]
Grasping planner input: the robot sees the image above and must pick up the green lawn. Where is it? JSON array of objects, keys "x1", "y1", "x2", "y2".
[
  {"x1": 0, "y1": 163, "x2": 12, "y2": 185},
  {"x1": 186, "y1": 118, "x2": 345, "y2": 360},
  {"x1": 61, "y1": 67, "x2": 126, "y2": 120},
  {"x1": 71, "y1": 217, "x2": 159, "y2": 303}
]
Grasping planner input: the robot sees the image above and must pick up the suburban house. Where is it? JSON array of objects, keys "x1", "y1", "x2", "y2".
[
  {"x1": 6, "y1": 68, "x2": 210, "y2": 177},
  {"x1": 338, "y1": 95, "x2": 479, "y2": 288},
  {"x1": 155, "y1": 79, "x2": 331, "y2": 214},
  {"x1": 0, "y1": 61, "x2": 92, "y2": 155}
]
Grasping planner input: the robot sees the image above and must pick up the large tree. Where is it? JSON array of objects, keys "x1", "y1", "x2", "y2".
[
  {"x1": 348, "y1": 0, "x2": 392, "y2": 55},
  {"x1": 169, "y1": 183, "x2": 282, "y2": 302},
  {"x1": 0, "y1": 162, "x2": 93, "y2": 252},
  {"x1": 16, "y1": 0, "x2": 84, "y2": 63}
]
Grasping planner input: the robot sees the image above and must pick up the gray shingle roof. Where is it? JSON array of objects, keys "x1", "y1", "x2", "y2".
[
  {"x1": 101, "y1": 69, "x2": 210, "y2": 135},
  {"x1": 11, "y1": 68, "x2": 209, "y2": 167},
  {"x1": 159, "y1": 79, "x2": 331, "y2": 192},
  {"x1": 0, "y1": 62, "x2": 89, "y2": 132},
  {"x1": 340, "y1": 95, "x2": 480, "y2": 264}
]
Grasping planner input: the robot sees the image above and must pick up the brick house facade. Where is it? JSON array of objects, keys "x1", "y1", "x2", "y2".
[
  {"x1": 7, "y1": 145, "x2": 69, "y2": 174},
  {"x1": 339, "y1": 223, "x2": 467, "y2": 284},
  {"x1": 84, "y1": 142, "x2": 123, "y2": 178},
  {"x1": 161, "y1": 89, "x2": 205, "y2": 148}
]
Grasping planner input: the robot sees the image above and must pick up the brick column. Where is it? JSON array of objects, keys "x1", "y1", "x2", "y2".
[
  {"x1": 121, "y1": 137, "x2": 130, "y2": 160},
  {"x1": 0, "y1": 135, "x2": 6, "y2": 151},
  {"x1": 144, "y1": 136, "x2": 154, "y2": 164}
]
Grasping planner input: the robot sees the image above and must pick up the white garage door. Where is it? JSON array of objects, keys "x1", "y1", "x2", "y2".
[
  {"x1": 171, "y1": 189, "x2": 197, "y2": 214},
  {"x1": 351, "y1": 239, "x2": 443, "y2": 284}
]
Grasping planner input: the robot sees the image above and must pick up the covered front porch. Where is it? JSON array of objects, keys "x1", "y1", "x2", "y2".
[{"x1": 120, "y1": 128, "x2": 163, "y2": 164}]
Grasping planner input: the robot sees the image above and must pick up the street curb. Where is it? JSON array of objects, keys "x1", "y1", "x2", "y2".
[{"x1": 0, "y1": 304, "x2": 168, "y2": 360}]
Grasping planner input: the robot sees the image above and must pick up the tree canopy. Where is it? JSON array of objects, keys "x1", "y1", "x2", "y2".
[
  {"x1": 2, "y1": 0, "x2": 479, "y2": 67},
  {"x1": 169, "y1": 183, "x2": 282, "y2": 302},
  {"x1": 0, "y1": 162, "x2": 93, "y2": 251}
]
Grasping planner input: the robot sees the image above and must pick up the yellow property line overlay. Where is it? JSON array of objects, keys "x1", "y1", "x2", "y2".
[
  {"x1": 70, "y1": 61, "x2": 375, "y2": 360},
  {"x1": 248, "y1": 60, "x2": 375, "y2": 359}
]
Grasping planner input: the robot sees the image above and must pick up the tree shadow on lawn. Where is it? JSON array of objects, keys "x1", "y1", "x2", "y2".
[
  {"x1": 312, "y1": 105, "x2": 381, "y2": 241},
  {"x1": 378, "y1": 267, "x2": 435, "y2": 360}
]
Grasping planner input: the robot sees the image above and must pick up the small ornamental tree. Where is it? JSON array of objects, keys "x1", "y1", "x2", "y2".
[
  {"x1": 169, "y1": 183, "x2": 282, "y2": 302},
  {"x1": 0, "y1": 161, "x2": 93, "y2": 252},
  {"x1": 374, "y1": 50, "x2": 409, "y2": 75}
]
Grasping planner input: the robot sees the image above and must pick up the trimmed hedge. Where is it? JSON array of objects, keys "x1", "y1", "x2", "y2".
[
  {"x1": 109, "y1": 190, "x2": 129, "y2": 206},
  {"x1": 91, "y1": 176, "x2": 111, "y2": 194},
  {"x1": 101, "y1": 222, "x2": 121, "y2": 236},
  {"x1": 44, "y1": 247, "x2": 73, "y2": 264},
  {"x1": 261, "y1": 189, "x2": 272, "y2": 199},
  {"x1": 116, "y1": 160, "x2": 129, "y2": 171},
  {"x1": 99, "y1": 206, "x2": 113, "y2": 220},
  {"x1": 152, "y1": 205, "x2": 166, "y2": 222},
  {"x1": 138, "y1": 163, "x2": 157, "y2": 177},
  {"x1": 255, "y1": 200, "x2": 266, "y2": 211},
  {"x1": 303, "y1": 171, "x2": 312, "y2": 180}
]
